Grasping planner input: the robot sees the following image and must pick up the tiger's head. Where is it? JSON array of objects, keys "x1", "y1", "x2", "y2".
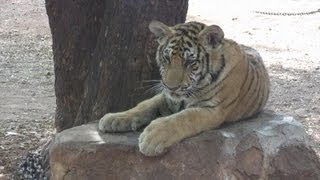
[{"x1": 149, "y1": 20, "x2": 225, "y2": 100}]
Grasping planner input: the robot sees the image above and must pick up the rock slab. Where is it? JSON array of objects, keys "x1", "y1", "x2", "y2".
[{"x1": 50, "y1": 111, "x2": 320, "y2": 180}]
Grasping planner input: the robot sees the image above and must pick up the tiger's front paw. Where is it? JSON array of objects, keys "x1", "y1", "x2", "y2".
[
  {"x1": 98, "y1": 112, "x2": 143, "y2": 133},
  {"x1": 138, "y1": 119, "x2": 180, "y2": 156}
]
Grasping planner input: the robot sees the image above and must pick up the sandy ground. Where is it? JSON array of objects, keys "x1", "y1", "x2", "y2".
[
  {"x1": 0, "y1": 0, "x2": 55, "y2": 179},
  {"x1": 0, "y1": 0, "x2": 319, "y2": 179}
]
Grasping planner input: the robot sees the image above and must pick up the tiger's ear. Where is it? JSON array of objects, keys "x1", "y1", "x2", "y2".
[
  {"x1": 198, "y1": 25, "x2": 224, "y2": 48},
  {"x1": 149, "y1": 20, "x2": 172, "y2": 41}
]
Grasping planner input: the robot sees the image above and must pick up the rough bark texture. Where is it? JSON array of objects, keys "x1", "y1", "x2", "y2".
[
  {"x1": 45, "y1": 0, "x2": 188, "y2": 132},
  {"x1": 49, "y1": 111, "x2": 320, "y2": 180}
]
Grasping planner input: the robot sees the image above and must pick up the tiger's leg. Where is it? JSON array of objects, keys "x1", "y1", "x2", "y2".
[
  {"x1": 98, "y1": 94, "x2": 165, "y2": 133},
  {"x1": 139, "y1": 107, "x2": 226, "y2": 156}
]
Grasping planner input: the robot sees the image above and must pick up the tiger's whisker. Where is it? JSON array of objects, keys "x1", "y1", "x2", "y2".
[
  {"x1": 135, "y1": 84, "x2": 158, "y2": 90},
  {"x1": 143, "y1": 83, "x2": 163, "y2": 95},
  {"x1": 142, "y1": 80, "x2": 161, "y2": 82}
]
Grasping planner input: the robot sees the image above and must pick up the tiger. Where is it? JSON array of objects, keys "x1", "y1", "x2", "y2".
[{"x1": 98, "y1": 20, "x2": 270, "y2": 156}]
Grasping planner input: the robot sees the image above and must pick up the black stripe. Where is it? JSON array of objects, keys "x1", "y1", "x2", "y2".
[
  {"x1": 200, "y1": 59, "x2": 239, "y2": 96},
  {"x1": 264, "y1": 77, "x2": 270, "y2": 105},
  {"x1": 197, "y1": 46, "x2": 206, "y2": 75},
  {"x1": 205, "y1": 53, "x2": 210, "y2": 73},
  {"x1": 189, "y1": 104, "x2": 215, "y2": 109},
  {"x1": 178, "y1": 100, "x2": 185, "y2": 111},
  {"x1": 201, "y1": 97, "x2": 226, "y2": 109},
  {"x1": 196, "y1": 46, "x2": 201, "y2": 59},
  {"x1": 176, "y1": 28, "x2": 188, "y2": 35},
  {"x1": 196, "y1": 95, "x2": 214, "y2": 105},
  {"x1": 199, "y1": 105, "x2": 215, "y2": 109},
  {"x1": 170, "y1": 39, "x2": 177, "y2": 44},
  {"x1": 164, "y1": 97, "x2": 175, "y2": 114},
  {"x1": 194, "y1": 75, "x2": 210, "y2": 91},
  {"x1": 246, "y1": 74, "x2": 262, "y2": 115},
  {"x1": 172, "y1": 47, "x2": 179, "y2": 55},
  {"x1": 168, "y1": 107, "x2": 174, "y2": 114},
  {"x1": 210, "y1": 54, "x2": 225, "y2": 83},
  {"x1": 189, "y1": 23, "x2": 201, "y2": 31},
  {"x1": 159, "y1": 37, "x2": 172, "y2": 55},
  {"x1": 245, "y1": 67, "x2": 260, "y2": 107},
  {"x1": 183, "y1": 47, "x2": 190, "y2": 52},
  {"x1": 176, "y1": 29, "x2": 194, "y2": 40},
  {"x1": 238, "y1": 63, "x2": 256, "y2": 102},
  {"x1": 255, "y1": 81, "x2": 265, "y2": 113},
  {"x1": 196, "y1": 52, "x2": 209, "y2": 83},
  {"x1": 186, "y1": 41, "x2": 193, "y2": 47},
  {"x1": 223, "y1": 96, "x2": 239, "y2": 109},
  {"x1": 158, "y1": 45, "x2": 165, "y2": 57},
  {"x1": 216, "y1": 98, "x2": 226, "y2": 106},
  {"x1": 203, "y1": 85, "x2": 224, "y2": 100},
  {"x1": 255, "y1": 72, "x2": 269, "y2": 113},
  {"x1": 188, "y1": 29, "x2": 197, "y2": 35},
  {"x1": 239, "y1": 60, "x2": 250, "y2": 90},
  {"x1": 190, "y1": 22, "x2": 206, "y2": 31},
  {"x1": 188, "y1": 92, "x2": 224, "y2": 109},
  {"x1": 198, "y1": 23, "x2": 205, "y2": 30},
  {"x1": 197, "y1": 56, "x2": 207, "y2": 83}
]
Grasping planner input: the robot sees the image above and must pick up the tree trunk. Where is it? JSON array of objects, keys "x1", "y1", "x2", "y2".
[{"x1": 45, "y1": 0, "x2": 188, "y2": 132}]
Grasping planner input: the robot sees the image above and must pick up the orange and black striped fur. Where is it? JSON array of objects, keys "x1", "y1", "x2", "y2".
[{"x1": 99, "y1": 20, "x2": 270, "y2": 156}]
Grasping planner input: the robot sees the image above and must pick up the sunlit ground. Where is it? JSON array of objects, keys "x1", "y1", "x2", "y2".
[{"x1": 188, "y1": 0, "x2": 320, "y2": 69}]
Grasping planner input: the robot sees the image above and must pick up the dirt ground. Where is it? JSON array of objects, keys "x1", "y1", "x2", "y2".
[{"x1": 0, "y1": 0, "x2": 319, "y2": 179}]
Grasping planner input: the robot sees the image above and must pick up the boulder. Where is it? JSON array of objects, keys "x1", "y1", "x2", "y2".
[{"x1": 49, "y1": 111, "x2": 320, "y2": 180}]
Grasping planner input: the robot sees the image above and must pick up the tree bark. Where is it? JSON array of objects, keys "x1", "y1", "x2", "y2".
[{"x1": 45, "y1": 0, "x2": 188, "y2": 132}]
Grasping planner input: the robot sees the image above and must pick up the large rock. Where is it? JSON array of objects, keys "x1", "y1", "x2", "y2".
[{"x1": 49, "y1": 111, "x2": 320, "y2": 180}]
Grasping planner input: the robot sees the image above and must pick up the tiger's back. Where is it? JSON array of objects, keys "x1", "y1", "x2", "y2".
[
  {"x1": 233, "y1": 45, "x2": 270, "y2": 120},
  {"x1": 218, "y1": 42, "x2": 270, "y2": 122}
]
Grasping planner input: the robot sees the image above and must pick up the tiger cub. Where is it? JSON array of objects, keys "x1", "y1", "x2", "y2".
[{"x1": 99, "y1": 20, "x2": 270, "y2": 156}]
